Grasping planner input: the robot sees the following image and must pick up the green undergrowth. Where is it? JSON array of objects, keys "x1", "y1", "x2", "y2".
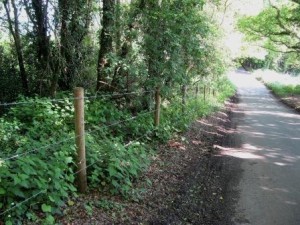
[
  {"x1": 265, "y1": 82, "x2": 300, "y2": 97},
  {"x1": 0, "y1": 78, "x2": 235, "y2": 224}
]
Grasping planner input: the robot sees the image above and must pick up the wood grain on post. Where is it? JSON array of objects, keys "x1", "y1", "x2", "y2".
[
  {"x1": 74, "y1": 87, "x2": 87, "y2": 193},
  {"x1": 154, "y1": 87, "x2": 161, "y2": 126}
]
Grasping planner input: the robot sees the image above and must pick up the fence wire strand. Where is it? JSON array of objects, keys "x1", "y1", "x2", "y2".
[
  {"x1": 0, "y1": 88, "x2": 157, "y2": 218},
  {"x1": 0, "y1": 91, "x2": 154, "y2": 107},
  {"x1": 1, "y1": 109, "x2": 155, "y2": 162},
  {"x1": 0, "y1": 127, "x2": 155, "y2": 217},
  {"x1": 0, "y1": 190, "x2": 46, "y2": 216},
  {"x1": 1, "y1": 136, "x2": 76, "y2": 162}
]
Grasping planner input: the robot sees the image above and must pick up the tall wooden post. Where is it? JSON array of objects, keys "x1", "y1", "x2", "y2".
[
  {"x1": 74, "y1": 87, "x2": 87, "y2": 193},
  {"x1": 154, "y1": 87, "x2": 161, "y2": 126}
]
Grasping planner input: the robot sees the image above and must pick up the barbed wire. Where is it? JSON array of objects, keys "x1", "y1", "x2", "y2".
[
  {"x1": 0, "y1": 126, "x2": 156, "y2": 217},
  {"x1": 1, "y1": 110, "x2": 156, "y2": 162},
  {"x1": 0, "y1": 190, "x2": 46, "y2": 216},
  {"x1": 1, "y1": 135, "x2": 76, "y2": 162},
  {"x1": 85, "y1": 90, "x2": 154, "y2": 100},
  {"x1": 0, "y1": 91, "x2": 154, "y2": 107},
  {"x1": 85, "y1": 110, "x2": 156, "y2": 135}
]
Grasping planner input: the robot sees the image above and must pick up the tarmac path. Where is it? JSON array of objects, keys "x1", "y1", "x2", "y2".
[{"x1": 227, "y1": 70, "x2": 300, "y2": 225}]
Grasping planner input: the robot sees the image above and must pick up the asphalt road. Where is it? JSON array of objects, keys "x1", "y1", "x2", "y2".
[{"x1": 227, "y1": 70, "x2": 300, "y2": 225}]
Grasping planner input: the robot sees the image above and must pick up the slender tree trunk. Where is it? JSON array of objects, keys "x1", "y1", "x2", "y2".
[
  {"x1": 4, "y1": 0, "x2": 29, "y2": 95},
  {"x1": 31, "y1": 0, "x2": 50, "y2": 70},
  {"x1": 58, "y1": 0, "x2": 92, "y2": 91},
  {"x1": 58, "y1": 0, "x2": 71, "y2": 90},
  {"x1": 96, "y1": 0, "x2": 115, "y2": 91}
]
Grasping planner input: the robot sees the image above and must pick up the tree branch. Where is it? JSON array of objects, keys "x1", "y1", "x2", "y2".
[{"x1": 269, "y1": 1, "x2": 300, "y2": 41}]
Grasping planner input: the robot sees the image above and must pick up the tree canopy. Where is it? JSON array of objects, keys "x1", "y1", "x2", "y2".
[
  {"x1": 238, "y1": 0, "x2": 300, "y2": 72},
  {"x1": 0, "y1": 0, "x2": 229, "y2": 103}
]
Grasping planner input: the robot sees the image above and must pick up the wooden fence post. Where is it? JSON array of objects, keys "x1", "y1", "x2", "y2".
[
  {"x1": 74, "y1": 87, "x2": 87, "y2": 193},
  {"x1": 154, "y1": 87, "x2": 161, "y2": 126}
]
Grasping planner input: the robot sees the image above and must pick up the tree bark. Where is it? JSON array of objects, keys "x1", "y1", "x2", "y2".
[
  {"x1": 58, "y1": 0, "x2": 92, "y2": 91},
  {"x1": 96, "y1": 0, "x2": 115, "y2": 91},
  {"x1": 24, "y1": 0, "x2": 51, "y2": 95},
  {"x1": 3, "y1": 0, "x2": 29, "y2": 95}
]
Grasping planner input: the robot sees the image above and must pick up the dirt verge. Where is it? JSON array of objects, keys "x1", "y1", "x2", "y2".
[
  {"x1": 58, "y1": 96, "x2": 242, "y2": 225},
  {"x1": 259, "y1": 79, "x2": 300, "y2": 113},
  {"x1": 276, "y1": 95, "x2": 300, "y2": 113}
]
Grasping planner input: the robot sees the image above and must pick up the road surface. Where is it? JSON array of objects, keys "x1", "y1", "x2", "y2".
[{"x1": 227, "y1": 70, "x2": 300, "y2": 225}]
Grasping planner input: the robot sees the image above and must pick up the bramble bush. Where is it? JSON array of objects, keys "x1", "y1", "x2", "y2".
[{"x1": 0, "y1": 77, "x2": 235, "y2": 224}]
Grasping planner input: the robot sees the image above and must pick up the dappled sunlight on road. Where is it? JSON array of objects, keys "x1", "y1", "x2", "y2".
[
  {"x1": 215, "y1": 144, "x2": 265, "y2": 160},
  {"x1": 223, "y1": 70, "x2": 300, "y2": 224}
]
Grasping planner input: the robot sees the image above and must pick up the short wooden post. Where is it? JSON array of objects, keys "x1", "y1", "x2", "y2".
[
  {"x1": 195, "y1": 85, "x2": 199, "y2": 97},
  {"x1": 203, "y1": 86, "x2": 206, "y2": 101},
  {"x1": 154, "y1": 87, "x2": 161, "y2": 126},
  {"x1": 74, "y1": 87, "x2": 87, "y2": 193}
]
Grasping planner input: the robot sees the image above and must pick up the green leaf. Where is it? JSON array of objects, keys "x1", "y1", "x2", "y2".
[
  {"x1": 44, "y1": 215, "x2": 55, "y2": 225},
  {"x1": 41, "y1": 203, "x2": 52, "y2": 213},
  {"x1": 5, "y1": 221, "x2": 13, "y2": 225},
  {"x1": 108, "y1": 167, "x2": 117, "y2": 177},
  {"x1": 0, "y1": 187, "x2": 6, "y2": 195}
]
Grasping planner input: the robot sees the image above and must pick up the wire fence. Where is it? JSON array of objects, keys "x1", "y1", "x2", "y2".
[
  {"x1": 0, "y1": 90, "x2": 154, "y2": 107},
  {"x1": 0, "y1": 89, "x2": 160, "y2": 219},
  {"x1": 1, "y1": 109, "x2": 155, "y2": 162},
  {"x1": 0, "y1": 84, "x2": 212, "y2": 220},
  {"x1": 0, "y1": 125, "x2": 156, "y2": 217}
]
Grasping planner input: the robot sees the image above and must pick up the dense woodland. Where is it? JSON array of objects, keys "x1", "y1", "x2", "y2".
[
  {"x1": 0, "y1": 0, "x2": 227, "y2": 103},
  {"x1": 1, "y1": 0, "x2": 299, "y2": 223},
  {"x1": 0, "y1": 0, "x2": 236, "y2": 223}
]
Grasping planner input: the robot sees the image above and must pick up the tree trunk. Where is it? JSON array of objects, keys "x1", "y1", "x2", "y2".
[
  {"x1": 58, "y1": 0, "x2": 92, "y2": 91},
  {"x1": 58, "y1": 0, "x2": 71, "y2": 90},
  {"x1": 31, "y1": 0, "x2": 50, "y2": 70},
  {"x1": 4, "y1": 0, "x2": 29, "y2": 95},
  {"x1": 24, "y1": 0, "x2": 51, "y2": 95},
  {"x1": 96, "y1": 0, "x2": 115, "y2": 91}
]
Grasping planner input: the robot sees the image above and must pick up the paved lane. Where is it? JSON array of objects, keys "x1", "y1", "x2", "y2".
[{"x1": 227, "y1": 70, "x2": 300, "y2": 225}]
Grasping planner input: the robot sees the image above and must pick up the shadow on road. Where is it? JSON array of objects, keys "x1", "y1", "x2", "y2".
[{"x1": 222, "y1": 70, "x2": 300, "y2": 225}]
